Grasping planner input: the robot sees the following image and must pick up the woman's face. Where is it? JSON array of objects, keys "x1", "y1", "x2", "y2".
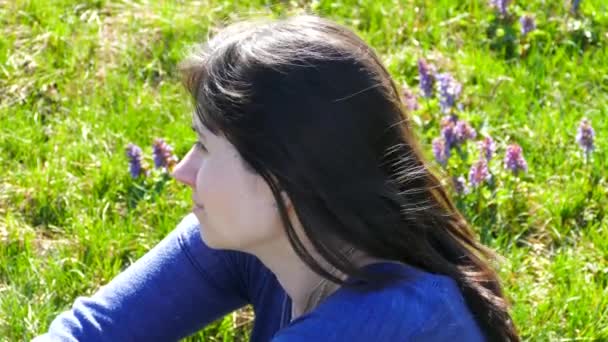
[{"x1": 171, "y1": 121, "x2": 286, "y2": 252}]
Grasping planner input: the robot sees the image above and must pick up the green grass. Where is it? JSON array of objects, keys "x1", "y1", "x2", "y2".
[{"x1": 1, "y1": 0, "x2": 607, "y2": 340}]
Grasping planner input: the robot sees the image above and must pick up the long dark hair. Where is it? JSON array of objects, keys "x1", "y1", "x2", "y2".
[{"x1": 179, "y1": 14, "x2": 519, "y2": 341}]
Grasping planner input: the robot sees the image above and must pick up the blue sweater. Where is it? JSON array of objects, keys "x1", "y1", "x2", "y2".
[{"x1": 33, "y1": 213, "x2": 485, "y2": 341}]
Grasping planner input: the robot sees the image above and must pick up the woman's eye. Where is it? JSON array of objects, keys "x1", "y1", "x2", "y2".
[{"x1": 194, "y1": 141, "x2": 207, "y2": 152}]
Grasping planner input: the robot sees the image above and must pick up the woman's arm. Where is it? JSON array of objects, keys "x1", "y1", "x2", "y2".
[{"x1": 33, "y1": 213, "x2": 250, "y2": 341}]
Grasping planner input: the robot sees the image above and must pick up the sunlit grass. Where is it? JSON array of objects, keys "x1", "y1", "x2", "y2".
[{"x1": 1, "y1": 0, "x2": 607, "y2": 340}]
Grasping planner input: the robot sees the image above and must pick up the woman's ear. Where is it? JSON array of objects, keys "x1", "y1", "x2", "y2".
[
  {"x1": 273, "y1": 190, "x2": 292, "y2": 212},
  {"x1": 280, "y1": 190, "x2": 292, "y2": 210},
  {"x1": 269, "y1": 174, "x2": 292, "y2": 211}
]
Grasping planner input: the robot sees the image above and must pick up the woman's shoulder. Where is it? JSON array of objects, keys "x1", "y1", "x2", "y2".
[{"x1": 272, "y1": 261, "x2": 486, "y2": 342}]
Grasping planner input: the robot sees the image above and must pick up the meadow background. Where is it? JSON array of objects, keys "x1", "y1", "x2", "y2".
[{"x1": 1, "y1": 0, "x2": 607, "y2": 340}]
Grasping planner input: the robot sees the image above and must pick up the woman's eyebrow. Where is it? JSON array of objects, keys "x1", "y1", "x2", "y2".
[{"x1": 191, "y1": 124, "x2": 206, "y2": 141}]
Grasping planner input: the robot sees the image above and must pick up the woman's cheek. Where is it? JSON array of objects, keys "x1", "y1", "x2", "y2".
[
  {"x1": 195, "y1": 161, "x2": 214, "y2": 209},
  {"x1": 197, "y1": 158, "x2": 233, "y2": 213}
]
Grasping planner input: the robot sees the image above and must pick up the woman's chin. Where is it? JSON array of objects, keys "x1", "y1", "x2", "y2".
[{"x1": 197, "y1": 225, "x2": 219, "y2": 248}]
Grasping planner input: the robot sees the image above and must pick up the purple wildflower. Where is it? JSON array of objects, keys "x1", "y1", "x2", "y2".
[
  {"x1": 478, "y1": 136, "x2": 497, "y2": 161},
  {"x1": 453, "y1": 175, "x2": 470, "y2": 195},
  {"x1": 440, "y1": 116, "x2": 457, "y2": 148},
  {"x1": 490, "y1": 0, "x2": 511, "y2": 16},
  {"x1": 469, "y1": 158, "x2": 492, "y2": 187},
  {"x1": 417, "y1": 58, "x2": 435, "y2": 98},
  {"x1": 401, "y1": 86, "x2": 420, "y2": 111},
  {"x1": 519, "y1": 14, "x2": 536, "y2": 36},
  {"x1": 126, "y1": 143, "x2": 145, "y2": 178},
  {"x1": 432, "y1": 137, "x2": 450, "y2": 166},
  {"x1": 152, "y1": 138, "x2": 178, "y2": 170},
  {"x1": 504, "y1": 144, "x2": 528, "y2": 175},
  {"x1": 453, "y1": 120, "x2": 477, "y2": 145},
  {"x1": 576, "y1": 118, "x2": 595, "y2": 157},
  {"x1": 435, "y1": 72, "x2": 462, "y2": 115}
]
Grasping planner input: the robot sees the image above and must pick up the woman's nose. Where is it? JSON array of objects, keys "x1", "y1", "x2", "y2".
[{"x1": 171, "y1": 147, "x2": 198, "y2": 188}]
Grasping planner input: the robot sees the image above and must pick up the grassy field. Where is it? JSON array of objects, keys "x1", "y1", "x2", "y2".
[{"x1": 1, "y1": 0, "x2": 607, "y2": 340}]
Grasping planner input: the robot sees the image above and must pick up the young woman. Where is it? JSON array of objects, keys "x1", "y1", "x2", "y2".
[{"x1": 35, "y1": 14, "x2": 519, "y2": 342}]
